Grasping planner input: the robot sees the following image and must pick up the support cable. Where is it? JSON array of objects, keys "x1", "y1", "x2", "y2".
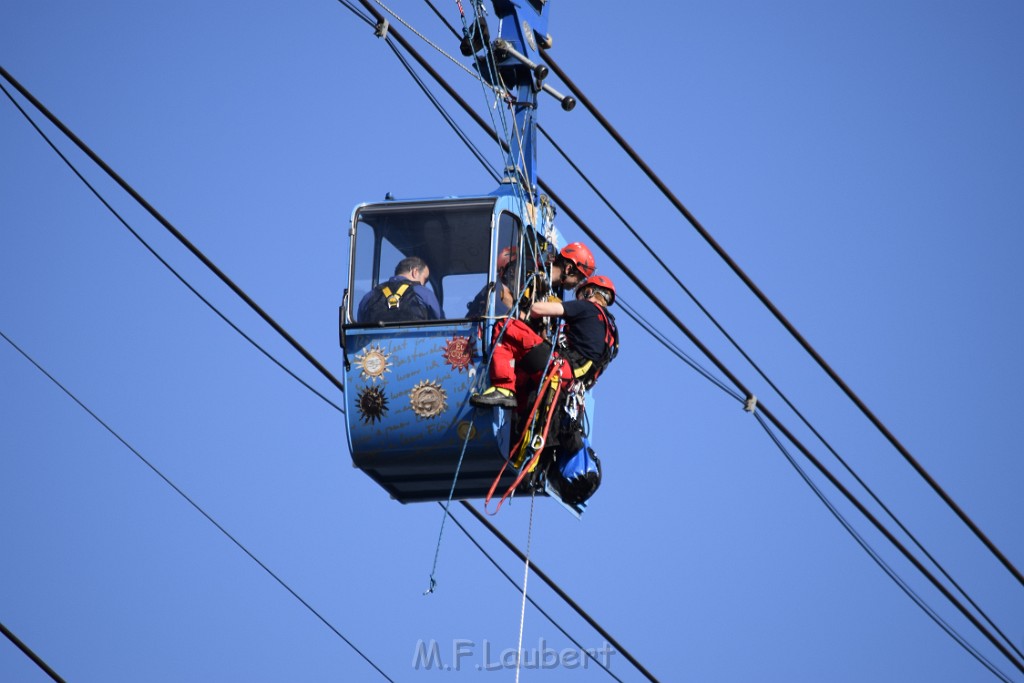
[
  {"x1": 536, "y1": 181, "x2": 1024, "y2": 675},
  {"x1": 538, "y1": 48, "x2": 1024, "y2": 592},
  {"x1": 423, "y1": 0, "x2": 461, "y2": 39},
  {"x1": 0, "y1": 329, "x2": 395, "y2": 682},
  {"x1": 335, "y1": 0, "x2": 376, "y2": 27},
  {"x1": 617, "y1": 296, "x2": 742, "y2": 402},
  {"x1": 750, "y1": 413, "x2": 1016, "y2": 683},
  {"x1": 539, "y1": 119, "x2": 1022, "y2": 661},
  {"x1": 382, "y1": 36, "x2": 501, "y2": 184},
  {"x1": 370, "y1": 0, "x2": 494, "y2": 89},
  {"x1": 0, "y1": 65, "x2": 346, "y2": 402},
  {"x1": 0, "y1": 80, "x2": 345, "y2": 416},
  {"x1": 0, "y1": 620, "x2": 67, "y2": 683}
]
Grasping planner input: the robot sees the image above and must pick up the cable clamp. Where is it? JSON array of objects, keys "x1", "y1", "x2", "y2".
[
  {"x1": 744, "y1": 395, "x2": 758, "y2": 413},
  {"x1": 374, "y1": 18, "x2": 389, "y2": 39}
]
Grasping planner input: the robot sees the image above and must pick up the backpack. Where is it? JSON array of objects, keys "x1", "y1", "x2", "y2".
[{"x1": 552, "y1": 434, "x2": 601, "y2": 506}]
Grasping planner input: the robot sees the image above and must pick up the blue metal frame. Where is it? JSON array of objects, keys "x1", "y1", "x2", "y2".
[{"x1": 482, "y1": 0, "x2": 552, "y2": 190}]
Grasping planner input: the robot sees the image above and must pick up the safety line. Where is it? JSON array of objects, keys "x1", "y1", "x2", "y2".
[
  {"x1": 442, "y1": 505, "x2": 625, "y2": 682},
  {"x1": 425, "y1": 293, "x2": 525, "y2": 593},
  {"x1": 463, "y1": 1, "x2": 538, "y2": 222},
  {"x1": 424, "y1": 402, "x2": 482, "y2": 595},
  {"x1": 514, "y1": 491, "x2": 536, "y2": 683},
  {"x1": 538, "y1": 47, "x2": 1024, "y2": 593},
  {"x1": 459, "y1": 501, "x2": 661, "y2": 682},
  {"x1": 0, "y1": 330, "x2": 396, "y2": 682}
]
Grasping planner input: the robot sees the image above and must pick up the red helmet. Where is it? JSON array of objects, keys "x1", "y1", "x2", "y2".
[
  {"x1": 578, "y1": 274, "x2": 616, "y2": 306},
  {"x1": 497, "y1": 246, "x2": 517, "y2": 274},
  {"x1": 559, "y1": 242, "x2": 596, "y2": 278}
]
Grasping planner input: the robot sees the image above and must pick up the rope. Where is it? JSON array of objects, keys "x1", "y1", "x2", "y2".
[
  {"x1": 424, "y1": 289, "x2": 524, "y2": 593},
  {"x1": 514, "y1": 489, "x2": 537, "y2": 683},
  {"x1": 424, "y1": 407, "x2": 479, "y2": 594},
  {"x1": 484, "y1": 321, "x2": 563, "y2": 515}
]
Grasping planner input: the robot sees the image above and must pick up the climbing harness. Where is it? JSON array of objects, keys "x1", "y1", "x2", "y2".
[
  {"x1": 485, "y1": 341, "x2": 567, "y2": 514},
  {"x1": 381, "y1": 283, "x2": 408, "y2": 308},
  {"x1": 362, "y1": 280, "x2": 431, "y2": 323}
]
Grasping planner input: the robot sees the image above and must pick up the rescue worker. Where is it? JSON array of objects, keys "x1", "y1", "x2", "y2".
[
  {"x1": 470, "y1": 274, "x2": 618, "y2": 409},
  {"x1": 546, "y1": 242, "x2": 595, "y2": 294},
  {"x1": 357, "y1": 256, "x2": 444, "y2": 323}
]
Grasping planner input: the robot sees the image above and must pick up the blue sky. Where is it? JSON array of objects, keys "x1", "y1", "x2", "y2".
[{"x1": 2, "y1": 2, "x2": 1023, "y2": 681}]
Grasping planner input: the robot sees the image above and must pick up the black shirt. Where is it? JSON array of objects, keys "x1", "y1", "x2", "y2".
[{"x1": 560, "y1": 300, "x2": 609, "y2": 361}]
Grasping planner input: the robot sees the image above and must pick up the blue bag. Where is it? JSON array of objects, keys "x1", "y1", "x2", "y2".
[{"x1": 555, "y1": 436, "x2": 601, "y2": 505}]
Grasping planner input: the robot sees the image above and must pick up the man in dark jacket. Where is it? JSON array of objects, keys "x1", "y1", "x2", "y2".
[{"x1": 357, "y1": 256, "x2": 444, "y2": 323}]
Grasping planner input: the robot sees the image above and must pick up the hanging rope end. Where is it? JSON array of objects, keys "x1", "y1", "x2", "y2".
[{"x1": 423, "y1": 577, "x2": 437, "y2": 595}]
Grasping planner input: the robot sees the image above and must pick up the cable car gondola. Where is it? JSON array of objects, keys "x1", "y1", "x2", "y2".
[{"x1": 339, "y1": 0, "x2": 586, "y2": 512}]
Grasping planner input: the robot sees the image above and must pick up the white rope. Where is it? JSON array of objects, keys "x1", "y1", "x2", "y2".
[{"x1": 514, "y1": 489, "x2": 537, "y2": 683}]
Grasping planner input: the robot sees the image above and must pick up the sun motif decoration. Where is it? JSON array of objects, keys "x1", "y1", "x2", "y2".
[
  {"x1": 442, "y1": 336, "x2": 473, "y2": 373},
  {"x1": 353, "y1": 344, "x2": 391, "y2": 383},
  {"x1": 356, "y1": 385, "x2": 388, "y2": 424},
  {"x1": 409, "y1": 380, "x2": 448, "y2": 419},
  {"x1": 456, "y1": 421, "x2": 478, "y2": 441}
]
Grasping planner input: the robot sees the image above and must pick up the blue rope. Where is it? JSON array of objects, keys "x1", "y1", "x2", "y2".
[{"x1": 424, "y1": 275, "x2": 536, "y2": 593}]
